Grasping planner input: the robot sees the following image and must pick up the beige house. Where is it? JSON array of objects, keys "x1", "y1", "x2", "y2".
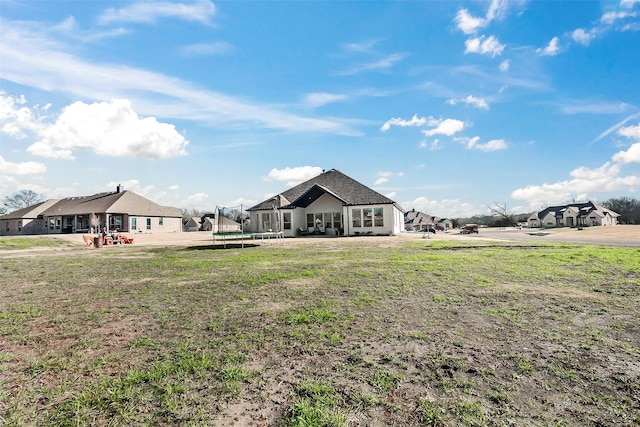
[
  {"x1": 247, "y1": 169, "x2": 405, "y2": 237},
  {"x1": 1, "y1": 186, "x2": 182, "y2": 236},
  {"x1": 527, "y1": 201, "x2": 619, "y2": 228}
]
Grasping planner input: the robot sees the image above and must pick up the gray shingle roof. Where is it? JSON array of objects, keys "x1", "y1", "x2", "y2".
[
  {"x1": 40, "y1": 190, "x2": 182, "y2": 217},
  {"x1": 248, "y1": 169, "x2": 401, "y2": 211},
  {"x1": 0, "y1": 199, "x2": 59, "y2": 219}
]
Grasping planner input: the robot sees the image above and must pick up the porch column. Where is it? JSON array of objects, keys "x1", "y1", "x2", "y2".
[
  {"x1": 74, "y1": 215, "x2": 77, "y2": 233},
  {"x1": 105, "y1": 213, "x2": 110, "y2": 233}
]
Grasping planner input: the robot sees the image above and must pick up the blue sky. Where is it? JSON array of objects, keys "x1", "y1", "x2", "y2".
[{"x1": 1, "y1": 0, "x2": 639, "y2": 217}]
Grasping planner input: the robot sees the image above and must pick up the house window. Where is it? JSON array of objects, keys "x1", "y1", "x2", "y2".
[
  {"x1": 324, "y1": 212, "x2": 332, "y2": 229},
  {"x1": 333, "y1": 212, "x2": 342, "y2": 230},
  {"x1": 374, "y1": 208, "x2": 383, "y2": 227},
  {"x1": 146, "y1": 218, "x2": 151, "y2": 230},
  {"x1": 18, "y1": 220, "x2": 22, "y2": 231},
  {"x1": 261, "y1": 213, "x2": 271, "y2": 231},
  {"x1": 131, "y1": 218, "x2": 137, "y2": 230},
  {"x1": 159, "y1": 217, "x2": 164, "y2": 226},
  {"x1": 352, "y1": 209, "x2": 362, "y2": 228},
  {"x1": 314, "y1": 213, "x2": 323, "y2": 229},
  {"x1": 306, "y1": 213, "x2": 314, "y2": 229},
  {"x1": 49, "y1": 218, "x2": 55, "y2": 230},
  {"x1": 109, "y1": 216, "x2": 123, "y2": 230},
  {"x1": 283, "y1": 212, "x2": 291, "y2": 230},
  {"x1": 363, "y1": 208, "x2": 373, "y2": 227}
]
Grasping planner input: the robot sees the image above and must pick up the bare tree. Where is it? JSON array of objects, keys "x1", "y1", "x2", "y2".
[
  {"x1": 488, "y1": 202, "x2": 516, "y2": 227},
  {"x1": 3, "y1": 190, "x2": 46, "y2": 212}
]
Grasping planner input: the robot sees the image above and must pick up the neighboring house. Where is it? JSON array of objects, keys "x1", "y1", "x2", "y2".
[
  {"x1": 201, "y1": 215, "x2": 242, "y2": 233},
  {"x1": 527, "y1": 201, "x2": 620, "y2": 228},
  {"x1": 247, "y1": 169, "x2": 405, "y2": 237},
  {"x1": 0, "y1": 199, "x2": 60, "y2": 236},
  {"x1": 183, "y1": 217, "x2": 201, "y2": 232},
  {"x1": 404, "y1": 210, "x2": 453, "y2": 231},
  {"x1": 0, "y1": 185, "x2": 182, "y2": 236}
]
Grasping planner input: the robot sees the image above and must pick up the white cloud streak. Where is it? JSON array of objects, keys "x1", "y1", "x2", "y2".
[
  {"x1": 447, "y1": 95, "x2": 490, "y2": 110},
  {"x1": 464, "y1": 35, "x2": 505, "y2": 57},
  {"x1": 263, "y1": 166, "x2": 324, "y2": 187},
  {"x1": 0, "y1": 20, "x2": 355, "y2": 136},
  {"x1": 99, "y1": 0, "x2": 217, "y2": 25},
  {"x1": 537, "y1": 37, "x2": 560, "y2": 56}
]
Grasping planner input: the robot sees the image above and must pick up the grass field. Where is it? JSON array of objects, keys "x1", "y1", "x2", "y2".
[{"x1": 1, "y1": 237, "x2": 639, "y2": 426}]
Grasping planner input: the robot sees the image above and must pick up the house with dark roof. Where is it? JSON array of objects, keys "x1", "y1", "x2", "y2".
[
  {"x1": 527, "y1": 201, "x2": 619, "y2": 228},
  {"x1": 404, "y1": 210, "x2": 453, "y2": 231},
  {"x1": 1, "y1": 185, "x2": 182, "y2": 236},
  {"x1": 247, "y1": 169, "x2": 405, "y2": 237}
]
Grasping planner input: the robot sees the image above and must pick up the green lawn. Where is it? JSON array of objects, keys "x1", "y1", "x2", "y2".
[{"x1": 1, "y1": 238, "x2": 638, "y2": 426}]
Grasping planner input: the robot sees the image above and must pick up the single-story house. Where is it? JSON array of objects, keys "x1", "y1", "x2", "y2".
[
  {"x1": 201, "y1": 215, "x2": 242, "y2": 233},
  {"x1": 1, "y1": 185, "x2": 182, "y2": 236},
  {"x1": 183, "y1": 217, "x2": 201, "y2": 232},
  {"x1": 404, "y1": 210, "x2": 453, "y2": 231},
  {"x1": 527, "y1": 201, "x2": 619, "y2": 228},
  {"x1": 247, "y1": 168, "x2": 405, "y2": 237}
]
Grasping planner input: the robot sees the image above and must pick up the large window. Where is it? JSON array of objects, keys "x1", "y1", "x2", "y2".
[
  {"x1": 333, "y1": 212, "x2": 342, "y2": 230},
  {"x1": 307, "y1": 213, "x2": 314, "y2": 229},
  {"x1": 352, "y1": 207, "x2": 384, "y2": 228},
  {"x1": 283, "y1": 212, "x2": 291, "y2": 230},
  {"x1": 109, "y1": 215, "x2": 123, "y2": 230},
  {"x1": 374, "y1": 208, "x2": 384, "y2": 227},
  {"x1": 159, "y1": 217, "x2": 164, "y2": 226},
  {"x1": 363, "y1": 208, "x2": 373, "y2": 227},
  {"x1": 131, "y1": 217, "x2": 137, "y2": 230},
  {"x1": 146, "y1": 218, "x2": 151, "y2": 230},
  {"x1": 352, "y1": 209, "x2": 362, "y2": 228}
]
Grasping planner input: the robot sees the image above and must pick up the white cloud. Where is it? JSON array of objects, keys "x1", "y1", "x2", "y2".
[
  {"x1": 621, "y1": 0, "x2": 640, "y2": 7},
  {"x1": 464, "y1": 35, "x2": 505, "y2": 57},
  {"x1": 263, "y1": 166, "x2": 323, "y2": 187},
  {"x1": 381, "y1": 114, "x2": 428, "y2": 131},
  {"x1": 374, "y1": 171, "x2": 395, "y2": 186},
  {"x1": 403, "y1": 196, "x2": 479, "y2": 218},
  {"x1": 1, "y1": 21, "x2": 355, "y2": 136},
  {"x1": 454, "y1": 0, "x2": 512, "y2": 35},
  {"x1": 612, "y1": 122, "x2": 640, "y2": 163},
  {"x1": 181, "y1": 42, "x2": 234, "y2": 56},
  {"x1": 455, "y1": 9, "x2": 487, "y2": 35},
  {"x1": 0, "y1": 94, "x2": 47, "y2": 139},
  {"x1": 184, "y1": 192, "x2": 209, "y2": 205},
  {"x1": 339, "y1": 53, "x2": 409, "y2": 75},
  {"x1": 499, "y1": 59, "x2": 510, "y2": 71},
  {"x1": 601, "y1": 11, "x2": 637, "y2": 25},
  {"x1": 455, "y1": 136, "x2": 508, "y2": 151},
  {"x1": 374, "y1": 177, "x2": 389, "y2": 185},
  {"x1": 0, "y1": 155, "x2": 47, "y2": 175},
  {"x1": 422, "y1": 119, "x2": 465, "y2": 137},
  {"x1": 27, "y1": 99, "x2": 189, "y2": 160},
  {"x1": 99, "y1": 0, "x2": 216, "y2": 25},
  {"x1": 168, "y1": 185, "x2": 180, "y2": 191},
  {"x1": 572, "y1": 28, "x2": 596, "y2": 45},
  {"x1": 512, "y1": 161, "x2": 640, "y2": 208},
  {"x1": 304, "y1": 92, "x2": 349, "y2": 108},
  {"x1": 448, "y1": 95, "x2": 489, "y2": 110},
  {"x1": 618, "y1": 122, "x2": 640, "y2": 139},
  {"x1": 537, "y1": 37, "x2": 560, "y2": 56}
]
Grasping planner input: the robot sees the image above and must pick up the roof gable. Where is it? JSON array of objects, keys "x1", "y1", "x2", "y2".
[{"x1": 249, "y1": 169, "x2": 400, "y2": 211}]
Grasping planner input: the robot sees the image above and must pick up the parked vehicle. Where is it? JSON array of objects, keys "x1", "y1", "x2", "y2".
[
  {"x1": 420, "y1": 227, "x2": 436, "y2": 234},
  {"x1": 460, "y1": 224, "x2": 479, "y2": 234}
]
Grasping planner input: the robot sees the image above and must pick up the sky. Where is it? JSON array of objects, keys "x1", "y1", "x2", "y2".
[{"x1": 1, "y1": 0, "x2": 640, "y2": 218}]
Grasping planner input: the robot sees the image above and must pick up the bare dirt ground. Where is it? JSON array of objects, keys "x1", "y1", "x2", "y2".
[{"x1": 47, "y1": 225, "x2": 640, "y2": 249}]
